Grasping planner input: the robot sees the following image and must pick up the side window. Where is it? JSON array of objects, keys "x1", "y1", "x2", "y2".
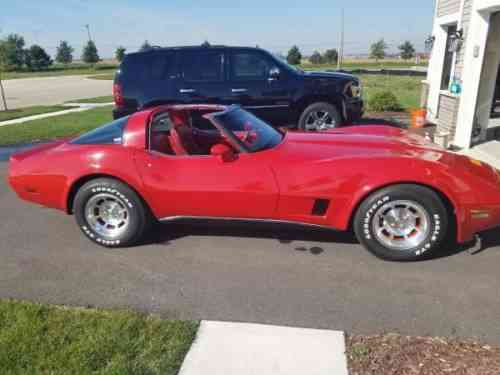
[
  {"x1": 181, "y1": 51, "x2": 224, "y2": 82},
  {"x1": 231, "y1": 52, "x2": 275, "y2": 81},
  {"x1": 122, "y1": 52, "x2": 174, "y2": 81}
]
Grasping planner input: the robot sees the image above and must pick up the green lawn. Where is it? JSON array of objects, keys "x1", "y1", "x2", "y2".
[
  {"x1": 67, "y1": 96, "x2": 114, "y2": 104},
  {"x1": 0, "y1": 105, "x2": 69, "y2": 122},
  {"x1": 1, "y1": 63, "x2": 118, "y2": 80},
  {"x1": 88, "y1": 73, "x2": 116, "y2": 80},
  {"x1": 0, "y1": 106, "x2": 113, "y2": 145},
  {"x1": 0, "y1": 299, "x2": 197, "y2": 375},
  {"x1": 357, "y1": 74, "x2": 423, "y2": 111}
]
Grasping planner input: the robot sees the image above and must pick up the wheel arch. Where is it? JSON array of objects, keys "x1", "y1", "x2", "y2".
[
  {"x1": 65, "y1": 173, "x2": 153, "y2": 216},
  {"x1": 347, "y1": 181, "x2": 458, "y2": 237}
]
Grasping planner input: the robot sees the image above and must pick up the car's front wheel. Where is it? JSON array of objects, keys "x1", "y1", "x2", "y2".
[
  {"x1": 74, "y1": 178, "x2": 151, "y2": 247},
  {"x1": 298, "y1": 102, "x2": 343, "y2": 131},
  {"x1": 353, "y1": 184, "x2": 449, "y2": 261}
]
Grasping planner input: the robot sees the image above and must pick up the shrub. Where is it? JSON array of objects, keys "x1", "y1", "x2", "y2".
[{"x1": 368, "y1": 91, "x2": 402, "y2": 112}]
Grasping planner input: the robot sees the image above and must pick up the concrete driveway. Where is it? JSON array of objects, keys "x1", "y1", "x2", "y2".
[
  {"x1": 1, "y1": 162, "x2": 500, "y2": 343},
  {"x1": 2, "y1": 75, "x2": 113, "y2": 109}
]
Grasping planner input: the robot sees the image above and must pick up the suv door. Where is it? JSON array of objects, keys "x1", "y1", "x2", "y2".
[
  {"x1": 228, "y1": 49, "x2": 295, "y2": 126},
  {"x1": 177, "y1": 49, "x2": 232, "y2": 105}
]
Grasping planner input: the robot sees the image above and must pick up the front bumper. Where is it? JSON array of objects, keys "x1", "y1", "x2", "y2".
[
  {"x1": 460, "y1": 204, "x2": 500, "y2": 242},
  {"x1": 344, "y1": 98, "x2": 364, "y2": 123}
]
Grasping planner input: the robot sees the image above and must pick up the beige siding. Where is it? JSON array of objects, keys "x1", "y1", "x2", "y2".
[
  {"x1": 454, "y1": 0, "x2": 474, "y2": 79},
  {"x1": 437, "y1": 94, "x2": 460, "y2": 136},
  {"x1": 437, "y1": 0, "x2": 461, "y2": 17}
]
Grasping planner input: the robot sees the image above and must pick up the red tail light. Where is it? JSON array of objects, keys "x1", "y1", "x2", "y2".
[{"x1": 113, "y1": 83, "x2": 124, "y2": 107}]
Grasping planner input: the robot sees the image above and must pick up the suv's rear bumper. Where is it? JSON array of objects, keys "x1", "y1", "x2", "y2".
[{"x1": 112, "y1": 106, "x2": 136, "y2": 120}]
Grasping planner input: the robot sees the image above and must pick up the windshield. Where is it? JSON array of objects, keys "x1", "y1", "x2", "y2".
[{"x1": 211, "y1": 108, "x2": 283, "y2": 153}]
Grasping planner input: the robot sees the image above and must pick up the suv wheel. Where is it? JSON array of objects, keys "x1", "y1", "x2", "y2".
[{"x1": 298, "y1": 102, "x2": 343, "y2": 131}]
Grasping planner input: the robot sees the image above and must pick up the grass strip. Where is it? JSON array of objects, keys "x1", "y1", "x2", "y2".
[{"x1": 0, "y1": 299, "x2": 198, "y2": 375}]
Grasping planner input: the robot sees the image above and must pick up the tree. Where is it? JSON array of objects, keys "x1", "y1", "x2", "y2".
[
  {"x1": 201, "y1": 40, "x2": 210, "y2": 47},
  {"x1": 82, "y1": 40, "x2": 99, "y2": 65},
  {"x1": 25, "y1": 45, "x2": 52, "y2": 71},
  {"x1": 139, "y1": 40, "x2": 152, "y2": 52},
  {"x1": 323, "y1": 48, "x2": 339, "y2": 64},
  {"x1": 115, "y1": 46, "x2": 126, "y2": 62},
  {"x1": 370, "y1": 39, "x2": 388, "y2": 62},
  {"x1": 309, "y1": 51, "x2": 323, "y2": 65},
  {"x1": 55, "y1": 41, "x2": 74, "y2": 65},
  {"x1": 287, "y1": 45, "x2": 302, "y2": 65},
  {"x1": 0, "y1": 33, "x2": 25, "y2": 70},
  {"x1": 398, "y1": 41, "x2": 416, "y2": 60}
]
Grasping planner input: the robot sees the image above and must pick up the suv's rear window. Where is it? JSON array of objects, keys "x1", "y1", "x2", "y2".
[
  {"x1": 121, "y1": 51, "x2": 174, "y2": 81},
  {"x1": 181, "y1": 51, "x2": 224, "y2": 82}
]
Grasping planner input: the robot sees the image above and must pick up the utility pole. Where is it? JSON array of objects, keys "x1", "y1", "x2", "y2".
[
  {"x1": 0, "y1": 70, "x2": 7, "y2": 111},
  {"x1": 84, "y1": 24, "x2": 92, "y2": 42},
  {"x1": 337, "y1": 8, "x2": 344, "y2": 70}
]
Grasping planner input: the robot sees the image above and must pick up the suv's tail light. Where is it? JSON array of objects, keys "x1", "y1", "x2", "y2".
[{"x1": 113, "y1": 83, "x2": 124, "y2": 107}]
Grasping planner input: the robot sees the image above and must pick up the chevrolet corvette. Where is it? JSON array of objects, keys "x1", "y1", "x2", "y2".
[{"x1": 8, "y1": 104, "x2": 500, "y2": 261}]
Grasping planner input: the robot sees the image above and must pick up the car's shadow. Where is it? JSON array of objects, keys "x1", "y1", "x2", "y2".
[
  {"x1": 144, "y1": 219, "x2": 500, "y2": 260},
  {"x1": 146, "y1": 219, "x2": 357, "y2": 256}
]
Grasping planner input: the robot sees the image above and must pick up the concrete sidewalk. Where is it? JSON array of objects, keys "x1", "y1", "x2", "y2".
[{"x1": 178, "y1": 321, "x2": 348, "y2": 375}]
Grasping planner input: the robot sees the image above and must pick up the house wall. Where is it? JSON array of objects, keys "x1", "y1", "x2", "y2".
[
  {"x1": 438, "y1": 0, "x2": 462, "y2": 16},
  {"x1": 454, "y1": 0, "x2": 475, "y2": 79}
]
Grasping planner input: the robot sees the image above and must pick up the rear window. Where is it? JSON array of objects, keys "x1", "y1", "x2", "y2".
[
  {"x1": 71, "y1": 117, "x2": 129, "y2": 145},
  {"x1": 120, "y1": 51, "x2": 174, "y2": 81}
]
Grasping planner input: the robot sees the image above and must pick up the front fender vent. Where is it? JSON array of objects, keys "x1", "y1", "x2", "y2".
[{"x1": 312, "y1": 199, "x2": 330, "y2": 216}]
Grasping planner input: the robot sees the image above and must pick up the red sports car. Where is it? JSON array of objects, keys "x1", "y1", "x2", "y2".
[{"x1": 8, "y1": 104, "x2": 500, "y2": 261}]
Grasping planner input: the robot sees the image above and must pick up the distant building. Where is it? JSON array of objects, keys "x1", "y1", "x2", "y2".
[{"x1": 423, "y1": 0, "x2": 500, "y2": 149}]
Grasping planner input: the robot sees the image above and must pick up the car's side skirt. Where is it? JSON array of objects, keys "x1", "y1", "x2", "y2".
[{"x1": 158, "y1": 215, "x2": 339, "y2": 231}]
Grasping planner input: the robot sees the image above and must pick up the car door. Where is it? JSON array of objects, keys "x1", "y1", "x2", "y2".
[
  {"x1": 176, "y1": 49, "x2": 233, "y2": 106},
  {"x1": 134, "y1": 150, "x2": 279, "y2": 220},
  {"x1": 228, "y1": 49, "x2": 295, "y2": 126}
]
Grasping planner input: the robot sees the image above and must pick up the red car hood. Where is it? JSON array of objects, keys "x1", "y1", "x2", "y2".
[{"x1": 277, "y1": 126, "x2": 453, "y2": 164}]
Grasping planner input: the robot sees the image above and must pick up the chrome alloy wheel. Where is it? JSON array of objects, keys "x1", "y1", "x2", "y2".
[
  {"x1": 84, "y1": 193, "x2": 130, "y2": 239},
  {"x1": 372, "y1": 200, "x2": 431, "y2": 251},
  {"x1": 304, "y1": 111, "x2": 337, "y2": 131}
]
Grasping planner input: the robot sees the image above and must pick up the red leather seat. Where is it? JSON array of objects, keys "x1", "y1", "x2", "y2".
[{"x1": 168, "y1": 110, "x2": 203, "y2": 155}]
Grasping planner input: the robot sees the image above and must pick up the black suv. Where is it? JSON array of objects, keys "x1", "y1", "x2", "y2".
[{"x1": 113, "y1": 46, "x2": 363, "y2": 130}]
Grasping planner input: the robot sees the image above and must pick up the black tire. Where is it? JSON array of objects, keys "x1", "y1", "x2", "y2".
[
  {"x1": 353, "y1": 184, "x2": 449, "y2": 261},
  {"x1": 74, "y1": 178, "x2": 151, "y2": 247},
  {"x1": 298, "y1": 102, "x2": 343, "y2": 131}
]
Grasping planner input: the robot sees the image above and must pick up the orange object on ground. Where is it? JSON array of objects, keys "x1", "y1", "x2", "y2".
[{"x1": 410, "y1": 109, "x2": 427, "y2": 128}]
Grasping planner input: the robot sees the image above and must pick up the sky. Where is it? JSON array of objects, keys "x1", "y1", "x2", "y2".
[{"x1": 0, "y1": 0, "x2": 436, "y2": 59}]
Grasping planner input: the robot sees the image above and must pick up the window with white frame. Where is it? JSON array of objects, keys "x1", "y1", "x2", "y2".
[{"x1": 441, "y1": 24, "x2": 458, "y2": 91}]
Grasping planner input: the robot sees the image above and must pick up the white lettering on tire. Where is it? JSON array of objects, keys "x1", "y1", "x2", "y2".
[{"x1": 363, "y1": 196, "x2": 441, "y2": 256}]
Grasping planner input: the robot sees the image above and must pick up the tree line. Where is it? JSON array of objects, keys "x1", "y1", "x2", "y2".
[
  {"x1": 285, "y1": 40, "x2": 417, "y2": 65},
  {"x1": 0, "y1": 34, "x2": 157, "y2": 72}
]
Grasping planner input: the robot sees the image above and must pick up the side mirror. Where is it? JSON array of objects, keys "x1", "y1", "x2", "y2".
[
  {"x1": 269, "y1": 67, "x2": 281, "y2": 81},
  {"x1": 210, "y1": 143, "x2": 236, "y2": 162}
]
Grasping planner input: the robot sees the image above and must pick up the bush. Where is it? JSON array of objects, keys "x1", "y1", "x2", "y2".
[{"x1": 368, "y1": 91, "x2": 402, "y2": 112}]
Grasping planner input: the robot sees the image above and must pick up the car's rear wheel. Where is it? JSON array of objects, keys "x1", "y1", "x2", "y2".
[
  {"x1": 74, "y1": 178, "x2": 151, "y2": 247},
  {"x1": 353, "y1": 184, "x2": 449, "y2": 261},
  {"x1": 298, "y1": 102, "x2": 343, "y2": 131}
]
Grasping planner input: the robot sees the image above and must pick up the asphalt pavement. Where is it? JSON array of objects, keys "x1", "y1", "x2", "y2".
[
  {"x1": 1, "y1": 162, "x2": 500, "y2": 343},
  {"x1": 2, "y1": 75, "x2": 112, "y2": 109}
]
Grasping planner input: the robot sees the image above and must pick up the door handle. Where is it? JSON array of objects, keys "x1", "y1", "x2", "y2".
[
  {"x1": 180, "y1": 88, "x2": 196, "y2": 94},
  {"x1": 231, "y1": 88, "x2": 248, "y2": 94}
]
